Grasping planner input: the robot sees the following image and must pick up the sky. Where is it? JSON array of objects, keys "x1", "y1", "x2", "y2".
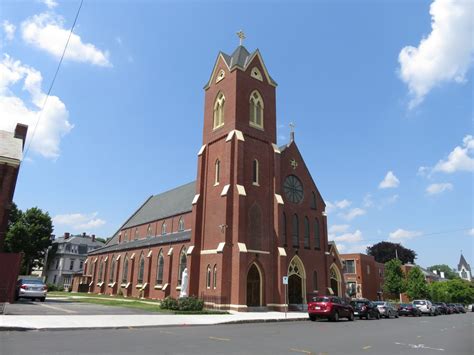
[{"x1": 0, "y1": 0, "x2": 472, "y2": 269}]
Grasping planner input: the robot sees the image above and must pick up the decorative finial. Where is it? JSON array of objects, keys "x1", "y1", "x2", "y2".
[
  {"x1": 289, "y1": 122, "x2": 295, "y2": 142},
  {"x1": 236, "y1": 30, "x2": 246, "y2": 46}
]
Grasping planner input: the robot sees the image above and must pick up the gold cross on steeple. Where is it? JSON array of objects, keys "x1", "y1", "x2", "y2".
[{"x1": 236, "y1": 30, "x2": 246, "y2": 46}]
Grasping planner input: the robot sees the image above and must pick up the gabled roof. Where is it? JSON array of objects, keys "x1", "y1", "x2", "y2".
[{"x1": 458, "y1": 254, "x2": 471, "y2": 271}]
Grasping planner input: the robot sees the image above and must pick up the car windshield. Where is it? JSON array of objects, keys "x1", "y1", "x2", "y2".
[
  {"x1": 373, "y1": 302, "x2": 385, "y2": 305},
  {"x1": 413, "y1": 300, "x2": 425, "y2": 305},
  {"x1": 400, "y1": 304, "x2": 411, "y2": 307},
  {"x1": 310, "y1": 296, "x2": 331, "y2": 302},
  {"x1": 350, "y1": 301, "x2": 367, "y2": 306},
  {"x1": 21, "y1": 279, "x2": 44, "y2": 284}
]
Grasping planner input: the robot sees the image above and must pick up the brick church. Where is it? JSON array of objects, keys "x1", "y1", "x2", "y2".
[{"x1": 84, "y1": 39, "x2": 344, "y2": 311}]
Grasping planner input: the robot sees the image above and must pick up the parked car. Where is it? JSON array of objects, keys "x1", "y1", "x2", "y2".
[
  {"x1": 468, "y1": 304, "x2": 473, "y2": 312},
  {"x1": 447, "y1": 303, "x2": 459, "y2": 314},
  {"x1": 413, "y1": 300, "x2": 435, "y2": 316},
  {"x1": 307, "y1": 295, "x2": 355, "y2": 322},
  {"x1": 433, "y1": 302, "x2": 449, "y2": 314},
  {"x1": 373, "y1": 301, "x2": 398, "y2": 319},
  {"x1": 15, "y1": 278, "x2": 47, "y2": 302},
  {"x1": 432, "y1": 304, "x2": 442, "y2": 316},
  {"x1": 398, "y1": 303, "x2": 422, "y2": 317},
  {"x1": 455, "y1": 304, "x2": 466, "y2": 313},
  {"x1": 350, "y1": 299, "x2": 380, "y2": 320}
]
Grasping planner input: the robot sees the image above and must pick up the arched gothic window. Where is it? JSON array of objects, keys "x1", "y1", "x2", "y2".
[
  {"x1": 206, "y1": 265, "x2": 211, "y2": 288},
  {"x1": 213, "y1": 92, "x2": 225, "y2": 129},
  {"x1": 213, "y1": 265, "x2": 217, "y2": 289},
  {"x1": 122, "y1": 256, "x2": 129, "y2": 283},
  {"x1": 109, "y1": 255, "x2": 116, "y2": 283},
  {"x1": 134, "y1": 228, "x2": 138, "y2": 240},
  {"x1": 249, "y1": 90, "x2": 264, "y2": 128},
  {"x1": 248, "y1": 203, "x2": 263, "y2": 250},
  {"x1": 137, "y1": 253, "x2": 145, "y2": 284},
  {"x1": 147, "y1": 224, "x2": 152, "y2": 236},
  {"x1": 215, "y1": 159, "x2": 220, "y2": 185},
  {"x1": 292, "y1": 214, "x2": 299, "y2": 247},
  {"x1": 177, "y1": 248, "x2": 187, "y2": 286},
  {"x1": 178, "y1": 217, "x2": 185, "y2": 232},
  {"x1": 252, "y1": 159, "x2": 259, "y2": 185},
  {"x1": 314, "y1": 219, "x2": 321, "y2": 249},
  {"x1": 304, "y1": 217, "x2": 310, "y2": 248},
  {"x1": 98, "y1": 260, "x2": 104, "y2": 282},
  {"x1": 161, "y1": 222, "x2": 167, "y2": 235},
  {"x1": 156, "y1": 250, "x2": 164, "y2": 285}
]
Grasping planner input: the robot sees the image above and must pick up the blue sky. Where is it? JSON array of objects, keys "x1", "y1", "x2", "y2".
[{"x1": 1, "y1": 0, "x2": 472, "y2": 269}]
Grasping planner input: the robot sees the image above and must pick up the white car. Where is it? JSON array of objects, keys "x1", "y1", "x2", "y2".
[{"x1": 413, "y1": 300, "x2": 435, "y2": 316}]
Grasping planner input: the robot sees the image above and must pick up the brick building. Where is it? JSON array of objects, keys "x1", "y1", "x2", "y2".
[
  {"x1": 341, "y1": 253, "x2": 384, "y2": 300},
  {"x1": 85, "y1": 43, "x2": 343, "y2": 311}
]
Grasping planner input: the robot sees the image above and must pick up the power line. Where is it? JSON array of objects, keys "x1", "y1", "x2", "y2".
[{"x1": 23, "y1": 0, "x2": 84, "y2": 160}]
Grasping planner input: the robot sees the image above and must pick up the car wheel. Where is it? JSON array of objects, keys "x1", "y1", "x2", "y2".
[
  {"x1": 40, "y1": 298, "x2": 45, "y2": 302},
  {"x1": 395, "y1": 314, "x2": 399, "y2": 318},
  {"x1": 309, "y1": 315, "x2": 316, "y2": 322},
  {"x1": 348, "y1": 312, "x2": 355, "y2": 321},
  {"x1": 332, "y1": 311, "x2": 340, "y2": 322},
  {"x1": 376, "y1": 312, "x2": 380, "y2": 320}
]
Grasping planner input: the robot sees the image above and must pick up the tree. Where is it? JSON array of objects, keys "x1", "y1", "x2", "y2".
[
  {"x1": 429, "y1": 282, "x2": 451, "y2": 303},
  {"x1": 367, "y1": 241, "x2": 416, "y2": 264},
  {"x1": 406, "y1": 266, "x2": 429, "y2": 300},
  {"x1": 5, "y1": 206, "x2": 53, "y2": 274},
  {"x1": 427, "y1": 264, "x2": 458, "y2": 280},
  {"x1": 446, "y1": 279, "x2": 474, "y2": 304},
  {"x1": 383, "y1": 259, "x2": 406, "y2": 297},
  {"x1": 95, "y1": 237, "x2": 107, "y2": 244}
]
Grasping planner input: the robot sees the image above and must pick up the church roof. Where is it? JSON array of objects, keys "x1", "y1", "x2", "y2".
[
  {"x1": 122, "y1": 181, "x2": 196, "y2": 230},
  {"x1": 458, "y1": 254, "x2": 471, "y2": 271}
]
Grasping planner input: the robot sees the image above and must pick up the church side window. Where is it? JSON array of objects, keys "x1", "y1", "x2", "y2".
[
  {"x1": 178, "y1": 248, "x2": 187, "y2": 286},
  {"x1": 161, "y1": 222, "x2": 167, "y2": 235},
  {"x1": 213, "y1": 92, "x2": 225, "y2": 129},
  {"x1": 304, "y1": 217, "x2": 310, "y2": 248},
  {"x1": 109, "y1": 255, "x2": 116, "y2": 283},
  {"x1": 292, "y1": 214, "x2": 299, "y2": 247},
  {"x1": 249, "y1": 90, "x2": 264, "y2": 129},
  {"x1": 147, "y1": 224, "x2": 152, "y2": 237},
  {"x1": 137, "y1": 253, "x2": 145, "y2": 284},
  {"x1": 178, "y1": 217, "x2": 185, "y2": 232},
  {"x1": 314, "y1": 218, "x2": 321, "y2": 249},
  {"x1": 122, "y1": 256, "x2": 129, "y2": 283},
  {"x1": 215, "y1": 159, "x2": 220, "y2": 185},
  {"x1": 134, "y1": 228, "x2": 138, "y2": 240},
  {"x1": 206, "y1": 265, "x2": 211, "y2": 289},
  {"x1": 213, "y1": 265, "x2": 217, "y2": 289},
  {"x1": 252, "y1": 159, "x2": 259, "y2": 185},
  {"x1": 98, "y1": 259, "x2": 104, "y2": 282},
  {"x1": 156, "y1": 250, "x2": 164, "y2": 285}
]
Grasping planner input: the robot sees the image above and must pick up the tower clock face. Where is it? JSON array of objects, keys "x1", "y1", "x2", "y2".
[{"x1": 283, "y1": 175, "x2": 304, "y2": 204}]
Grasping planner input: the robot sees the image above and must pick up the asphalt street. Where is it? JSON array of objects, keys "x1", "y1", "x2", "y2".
[{"x1": 1, "y1": 312, "x2": 472, "y2": 355}]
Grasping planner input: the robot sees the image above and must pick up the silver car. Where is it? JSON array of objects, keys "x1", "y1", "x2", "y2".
[
  {"x1": 15, "y1": 278, "x2": 47, "y2": 302},
  {"x1": 374, "y1": 301, "x2": 399, "y2": 318}
]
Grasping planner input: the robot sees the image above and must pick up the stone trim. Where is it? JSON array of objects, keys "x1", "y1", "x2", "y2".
[
  {"x1": 197, "y1": 145, "x2": 206, "y2": 156},
  {"x1": 192, "y1": 194, "x2": 200, "y2": 205},
  {"x1": 275, "y1": 194, "x2": 284, "y2": 205},
  {"x1": 221, "y1": 184, "x2": 230, "y2": 196},
  {"x1": 236, "y1": 184, "x2": 247, "y2": 196},
  {"x1": 278, "y1": 247, "x2": 287, "y2": 256}
]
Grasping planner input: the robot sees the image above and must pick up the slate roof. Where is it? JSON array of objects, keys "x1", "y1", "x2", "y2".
[
  {"x1": 458, "y1": 254, "x2": 471, "y2": 271},
  {"x1": 89, "y1": 230, "x2": 191, "y2": 255},
  {"x1": 54, "y1": 235, "x2": 104, "y2": 248},
  {"x1": 0, "y1": 130, "x2": 23, "y2": 163}
]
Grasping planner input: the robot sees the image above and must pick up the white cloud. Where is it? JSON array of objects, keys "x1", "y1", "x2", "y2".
[
  {"x1": 433, "y1": 135, "x2": 474, "y2": 173},
  {"x1": 389, "y1": 228, "x2": 423, "y2": 241},
  {"x1": 426, "y1": 182, "x2": 453, "y2": 195},
  {"x1": 0, "y1": 55, "x2": 73, "y2": 159},
  {"x1": 334, "y1": 230, "x2": 363, "y2": 243},
  {"x1": 363, "y1": 194, "x2": 374, "y2": 208},
  {"x1": 335, "y1": 199, "x2": 351, "y2": 209},
  {"x1": 379, "y1": 171, "x2": 400, "y2": 189},
  {"x1": 341, "y1": 208, "x2": 366, "y2": 221},
  {"x1": 39, "y1": 0, "x2": 58, "y2": 9},
  {"x1": 398, "y1": 0, "x2": 474, "y2": 108},
  {"x1": 468, "y1": 228, "x2": 474, "y2": 236},
  {"x1": 2, "y1": 21, "x2": 16, "y2": 41},
  {"x1": 22, "y1": 13, "x2": 111, "y2": 67},
  {"x1": 53, "y1": 212, "x2": 106, "y2": 231},
  {"x1": 329, "y1": 224, "x2": 350, "y2": 234},
  {"x1": 336, "y1": 243, "x2": 367, "y2": 254}
]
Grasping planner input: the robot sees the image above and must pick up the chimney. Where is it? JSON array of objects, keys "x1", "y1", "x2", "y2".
[
  {"x1": 14, "y1": 124, "x2": 28, "y2": 149},
  {"x1": 92, "y1": 234, "x2": 96, "y2": 242},
  {"x1": 82, "y1": 232, "x2": 86, "y2": 237},
  {"x1": 64, "y1": 232, "x2": 70, "y2": 240}
]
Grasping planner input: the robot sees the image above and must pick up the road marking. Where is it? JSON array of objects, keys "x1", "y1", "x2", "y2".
[
  {"x1": 209, "y1": 336, "x2": 230, "y2": 342},
  {"x1": 36, "y1": 302, "x2": 77, "y2": 314},
  {"x1": 289, "y1": 348, "x2": 312, "y2": 354},
  {"x1": 362, "y1": 345, "x2": 372, "y2": 350},
  {"x1": 395, "y1": 342, "x2": 445, "y2": 352},
  {"x1": 417, "y1": 336, "x2": 422, "y2": 338},
  {"x1": 160, "y1": 330, "x2": 176, "y2": 335}
]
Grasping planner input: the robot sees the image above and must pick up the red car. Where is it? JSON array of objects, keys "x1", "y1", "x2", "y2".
[{"x1": 307, "y1": 295, "x2": 355, "y2": 322}]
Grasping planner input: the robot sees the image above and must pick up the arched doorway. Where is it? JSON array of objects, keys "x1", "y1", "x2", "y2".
[
  {"x1": 288, "y1": 256, "x2": 306, "y2": 305},
  {"x1": 329, "y1": 264, "x2": 342, "y2": 297},
  {"x1": 246, "y1": 264, "x2": 262, "y2": 307}
]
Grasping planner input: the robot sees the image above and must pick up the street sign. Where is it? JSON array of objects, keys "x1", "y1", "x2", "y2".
[{"x1": 282, "y1": 276, "x2": 288, "y2": 285}]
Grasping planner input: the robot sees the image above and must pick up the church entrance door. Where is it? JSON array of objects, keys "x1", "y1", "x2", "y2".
[
  {"x1": 288, "y1": 274, "x2": 302, "y2": 304},
  {"x1": 246, "y1": 264, "x2": 261, "y2": 307},
  {"x1": 330, "y1": 278, "x2": 339, "y2": 297},
  {"x1": 287, "y1": 256, "x2": 306, "y2": 306}
]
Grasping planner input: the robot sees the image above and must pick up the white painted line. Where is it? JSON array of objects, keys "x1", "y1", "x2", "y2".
[{"x1": 37, "y1": 302, "x2": 77, "y2": 314}]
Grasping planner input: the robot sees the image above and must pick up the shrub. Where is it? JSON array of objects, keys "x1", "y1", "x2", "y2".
[
  {"x1": 160, "y1": 296, "x2": 179, "y2": 310},
  {"x1": 46, "y1": 283, "x2": 64, "y2": 292},
  {"x1": 178, "y1": 296, "x2": 204, "y2": 311}
]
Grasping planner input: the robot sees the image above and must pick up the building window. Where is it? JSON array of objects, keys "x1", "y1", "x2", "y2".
[
  {"x1": 53, "y1": 275, "x2": 57, "y2": 284},
  {"x1": 55, "y1": 259, "x2": 60, "y2": 270},
  {"x1": 156, "y1": 250, "x2": 164, "y2": 285},
  {"x1": 124, "y1": 231, "x2": 128, "y2": 242},
  {"x1": 147, "y1": 224, "x2": 152, "y2": 236},
  {"x1": 177, "y1": 248, "x2": 187, "y2": 286},
  {"x1": 311, "y1": 192, "x2": 317, "y2": 209},
  {"x1": 304, "y1": 217, "x2": 310, "y2": 248},
  {"x1": 346, "y1": 281, "x2": 356, "y2": 297},
  {"x1": 134, "y1": 228, "x2": 138, "y2": 240},
  {"x1": 122, "y1": 256, "x2": 129, "y2": 283},
  {"x1": 213, "y1": 265, "x2": 217, "y2": 289},
  {"x1": 282, "y1": 212, "x2": 287, "y2": 246},
  {"x1": 313, "y1": 271, "x2": 318, "y2": 291},
  {"x1": 161, "y1": 222, "x2": 167, "y2": 235},
  {"x1": 213, "y1": 92, "x2": 225, "y2": 129},
  {"x1": 137, "y1": 253, "x2": 145, "y2": 284},
  {"x1": 314, "y1": 218, "x2": 321, "y2": 249},
  {"x1": 98, "y1": 260, "x2": 104, "y2": 282},
  {"x1": 206, "y1": 265, "x2": 211, "y2": 289},
  {"x1": 215, "y1": 159, "x2": 220, "y2": 185},
  {"x1": 344, "y1": 260, "x2": 355, "y2": 274},
  {"x1": 109, "y1": 256, "x2": 116, "y2": 283},
  {"x1": 69, "y1": 259, "x2": 75, "y2": 271},
  {"x1": 216, "y1": 69, "x2": 225, "y2": 83},
  {"x1": 292, "y1": 214, "x2": 299, "y2": 247},
  {"x1": 178, "y1": 217, "x2": 185, "y2": 232},
  {"x1": 81, "y1": 261, "x2": 85, "y2": 272},
  {"x1": 250, "y1": 67, "x2": 263, "y2": 81},
  {"x1": 249, "y1": 90, "x2": 264, "y2": 128},
  {"x1": 252, "y1": 159, "x2": 259, "y2": 185}
]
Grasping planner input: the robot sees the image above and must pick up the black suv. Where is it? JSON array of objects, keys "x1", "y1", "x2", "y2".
[
  {"x1": 433, "y1": 302, "x2": 448, "y2": 315},
  {"x1": 350, "y1": 299, "x2": 380, "y2": 320}
]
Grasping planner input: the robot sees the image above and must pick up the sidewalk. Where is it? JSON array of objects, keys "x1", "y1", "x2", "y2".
[{"x1": 0, "y1": 311, "x2": 308, "y2": 331}]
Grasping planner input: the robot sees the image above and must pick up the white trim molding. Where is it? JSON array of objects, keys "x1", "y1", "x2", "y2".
[
  {"x1": 192, "y1": 194, "x2": 200, "y2": 205},
  {"x1": 197, "y1": 144, "x2": 206, "y2": 156},
  {"x1": 147, "y1": 250, "x2": 153, "y2": 258},
  {"x1": 237, "y1": 242, "x2": 247, "y2": 252},
  {"x1": 236, "y1": 184, "x2": 247, "y2": 196},
  {"x1": 247, "y1": 249, "x2": 270, "y2": 255},
  {"x1": 167, "y1": 248, "x2": 173, "y2": 256},
  {"x1": 271, "y1": 143, "x2": 281, "y2": 154},
  {"x1": 221, "y1": 184, "x2": 231, "y2": 196},
  {"x1": 275, "y1": 194, "x2": 284, "y2": 205},
  {"x1": 278, "y1": 247, "x2": 287, "y2": 256},
  {"x1": 187, "y1": 246, "x2": 195, "y2": 255}
]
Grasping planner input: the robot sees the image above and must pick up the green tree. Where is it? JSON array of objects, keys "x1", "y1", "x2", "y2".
[
  {"x1": 427, "y1": 264, "x2": 458, "y2": 280},
  {"x1": 406, "y1": 267, "x2": 429, "y2": 300},
  {"x1": 383, "y1": 259, "x2": 406, "y2": 297},
  {"x1": 5, "y1": 207, "x2": 53, "y2": 274},
  {"x1": 367, "y1": 241, "x2": 417, "y2": 264},
  {"x1": 429, "y1": 282, "x2": 451, "y2": 303},
  {"x1": 446, "y1": 279, "x2": 474, "y2": 304}
]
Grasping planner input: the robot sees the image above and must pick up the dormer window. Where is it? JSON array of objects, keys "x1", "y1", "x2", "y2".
[
  {"x1": 216, "y1": 69, "x2": 225, "y2": 83},
  {"x1": 213, "y1": 92, "x2": 225, "y2": 129},
  {"x1": 250, "y1": 67, "x2": 263, "y2": 81},
  {"x1": 249, "y1": 90, "x2": 264, "y2": 129}
]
